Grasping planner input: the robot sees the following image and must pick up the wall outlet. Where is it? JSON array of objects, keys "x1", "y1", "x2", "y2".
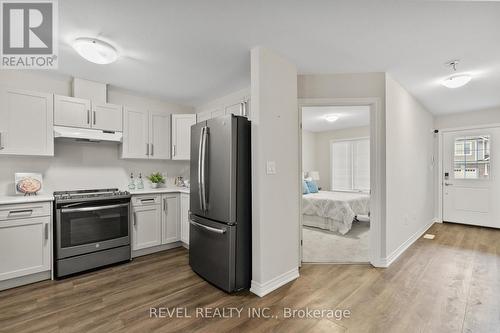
[{"x1": 266, "y1": 161, "x2": 277, "y2": 175}]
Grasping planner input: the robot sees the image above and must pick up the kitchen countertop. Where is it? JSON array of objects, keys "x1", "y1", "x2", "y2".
[
  {"x1": 128, "y1": 187, "x2": 190, "y2": 195},
  {"x1": 0, "y1": 194, "x2": 54, "y2": 205}
]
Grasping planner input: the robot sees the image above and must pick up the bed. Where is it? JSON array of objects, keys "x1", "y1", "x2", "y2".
[{"x1": 302, "y1": 191, "x2": 370, "y2": 235}]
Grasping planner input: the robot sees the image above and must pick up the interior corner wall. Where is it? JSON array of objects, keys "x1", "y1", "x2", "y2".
[
  {"x1": 385, "y1": 74, "x2": 435, "y2": 258},
  {"x1": 250, "y1": 47, "x2": 299, "y2": 296}
]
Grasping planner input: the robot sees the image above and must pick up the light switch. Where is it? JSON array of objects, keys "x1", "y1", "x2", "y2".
[{"x1": 266, "y1": 161, "x2": 277, "y2": 175}]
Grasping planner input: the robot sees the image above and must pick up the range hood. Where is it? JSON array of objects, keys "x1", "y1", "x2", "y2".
[{"x1": 54, "y1": 126, "x2": 122, "y2": 143}]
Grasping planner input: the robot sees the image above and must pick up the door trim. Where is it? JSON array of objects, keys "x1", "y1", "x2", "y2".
[{"x1": 297, "y1": 97, "x2": 383, "y2": 267}]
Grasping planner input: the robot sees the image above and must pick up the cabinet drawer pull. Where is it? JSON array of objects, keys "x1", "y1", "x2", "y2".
[
  {"x1": 0, "y1": 132, "x2": 4, "y2": 150},
  {"x1": 140, "y1": 198, "x2": 155, "y2": 203},
  {"x1": 8, "y1": 209, "x2": 33, "y2": 217}
]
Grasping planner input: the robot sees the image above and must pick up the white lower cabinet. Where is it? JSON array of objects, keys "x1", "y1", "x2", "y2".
[
  {"x1": 180, "y1": 193, "x2": 190, "y2": 245},
  {"x1": 161, "y1": 194, "x2": 180, "y2": 243},
  {"x1": 0, "y1": 202, "x2": 51, "y2": 282},
  {"x1": 132, "y1": 192, "x2": 188, "y2": 254},
  {"x1": 131, "y1": 197, "x2": 162, "y2": 250}
]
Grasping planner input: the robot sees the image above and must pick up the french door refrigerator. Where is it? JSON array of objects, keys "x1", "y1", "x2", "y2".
[{"x1": 189, "y1": 114, "x2": 251, "y2": 292}]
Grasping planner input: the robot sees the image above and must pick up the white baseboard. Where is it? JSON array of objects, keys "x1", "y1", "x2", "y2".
[
  {"x1": 250, "y1": 267, "x2": 299, "y2": 297},
  {"x1": 377, "y1": 220, "x2": 435, "y2": 268},
  {"x1": 433, "y1": 217, "x2": 443, "y2": 223}
]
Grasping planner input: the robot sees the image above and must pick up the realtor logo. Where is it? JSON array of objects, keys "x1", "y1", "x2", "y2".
[{"x1": 1, "y1": 0, "x2": 58, "y2": 69}]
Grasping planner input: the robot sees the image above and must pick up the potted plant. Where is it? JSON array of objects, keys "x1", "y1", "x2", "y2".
[{"x1": 147, "y1": 172, "x2": 165, "y2": 188}]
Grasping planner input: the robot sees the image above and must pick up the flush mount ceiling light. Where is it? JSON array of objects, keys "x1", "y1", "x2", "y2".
[
  {"x1": 324, "y1": 114, "x2": 339, "y2": 122},
  {"x1": 441, "y1": 60, "x2": 472, "y2": 89},
  {"x1": 72, "y1": 38, "x2": 118, "y2": 64}
]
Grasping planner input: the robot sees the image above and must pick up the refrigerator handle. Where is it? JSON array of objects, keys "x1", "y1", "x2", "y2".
[
  {"x1": 198, "y1": 127, "x2": 205, "y2": 211},
  {"x1": 201, "y1": 126, "x2": 209, "y2": 212}
]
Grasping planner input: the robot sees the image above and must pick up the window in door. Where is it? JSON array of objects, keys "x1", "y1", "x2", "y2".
[
  {"x1": 453, "y1": 135, "x2": 490, "y2": 179},
  {"x1": 331, "y1": 138, "x2": 370, "y2": 192}
]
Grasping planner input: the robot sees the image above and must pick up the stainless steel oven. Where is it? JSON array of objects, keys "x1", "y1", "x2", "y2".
[{"x1": 54, "y1": 189, "x2": 131, "y2": 278}]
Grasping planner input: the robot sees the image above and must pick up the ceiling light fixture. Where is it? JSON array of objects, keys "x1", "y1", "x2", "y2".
[
  {"x1": 72, "y1": 38, "x2": 118, "y2": 64},
  {"x1": 441, "y1": 60, "x2": 472, "y2": 89},
  {"x1": 324, "y1": 114, "x2": 339, "y2": 122}
]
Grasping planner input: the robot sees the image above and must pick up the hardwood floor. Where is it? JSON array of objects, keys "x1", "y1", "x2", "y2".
[{"x1": 0, "y1": 222, "x2": 499, "y2": 333}]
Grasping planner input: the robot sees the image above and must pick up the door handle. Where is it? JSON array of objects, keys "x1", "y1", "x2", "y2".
[
  {"x1": 190, "y1": 220, "x2": 226, "y2": 234},
  {"x1": 0, "y1": 132, "x2": 4, "y2": 150},
  {"x1": 61, "y1": 203, "x2": 128, "y2": 213},
  {"x1": 198, "y1": 127, "x2": 204, "y2": 211},
  {"x1": 200, "y1": 126, "x2": 209, "y2": 212}
]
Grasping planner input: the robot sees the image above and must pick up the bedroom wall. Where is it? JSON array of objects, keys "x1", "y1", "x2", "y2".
[
  {"x1": 0, "y1": 71, "x2": 194, "y2": 195},
  {"x1": 301, "y1": 130, "x2": 317, "y2": 175},
  {"x1": 314, "y1": 126, "x2": 370, "y2": 190},
  {"x1": 250, "y1": 47, "x2": 299, "y2": 296},
  {"x1": 385, "y1": 74, "x2": 435, "y2": 260}
]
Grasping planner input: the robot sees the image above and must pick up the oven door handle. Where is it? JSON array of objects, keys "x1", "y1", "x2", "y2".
[{"x1": 60, "y1": 203, "x2": 129, "y2": 213}]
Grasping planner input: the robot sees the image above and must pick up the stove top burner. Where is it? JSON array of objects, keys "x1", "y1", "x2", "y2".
[{"x1": 54, "y1": 188, "x2": 131, "y2": 202}]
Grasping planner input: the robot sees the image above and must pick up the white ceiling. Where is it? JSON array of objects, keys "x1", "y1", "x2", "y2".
[
  {"x1": 302, "y1": 106, "x2": 370, "y2": 132},
  {"x1": 58, "y1": 1, "x2": 500, "y2": 113}
]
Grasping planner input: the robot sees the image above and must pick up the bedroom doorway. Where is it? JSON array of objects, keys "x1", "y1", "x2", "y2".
[{"x1": 299, "y1": 103, "x2": 373, "y2": 263}]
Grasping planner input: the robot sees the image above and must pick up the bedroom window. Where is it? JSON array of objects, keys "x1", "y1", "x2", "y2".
[{"x1": 331, "y1": 138, "x2": 370, "y2": 192}]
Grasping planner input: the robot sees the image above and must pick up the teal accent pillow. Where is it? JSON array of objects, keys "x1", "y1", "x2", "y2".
[
  {"x1": 302, "y1": 181, "x2": 310, "y2": 194},
  {"x1": 305, "y1": 180, "x2": 319, "y2": 193}
]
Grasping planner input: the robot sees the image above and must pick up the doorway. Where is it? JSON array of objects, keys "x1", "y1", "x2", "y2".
[
  {"x1": 299, "y1": 101, "x2": 377, "y2": 264},
  {"x1": 441, "y1": 127, "x2": 500, "y2": 228}
]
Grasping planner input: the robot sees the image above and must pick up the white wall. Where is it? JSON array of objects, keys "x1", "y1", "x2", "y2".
[
  {"x1": 250, "y1": 47, "x2": 299, "y2": 296},
  {"x1": 314, "y1": 126, "x2": 370, "y2": 190},
  {"x1": 301, "y1": 130, "x2": 316, "y2": 175},
  {"x1": 0, "y1": 71, "x2": 194, "y2": 195},
  {"x1": 434, "y1": 107, "x2": 500, "y2": 129},
  {"x1": 385, "y1": 74, "x2": 435, "y2": 258}
]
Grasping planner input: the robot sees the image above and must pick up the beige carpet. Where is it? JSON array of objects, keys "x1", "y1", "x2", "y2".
[{"x1": 302, "y1": 221, "x2": 370, "y2": 263}]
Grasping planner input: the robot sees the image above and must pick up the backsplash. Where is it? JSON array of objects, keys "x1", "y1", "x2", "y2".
[{"x1": 0, "y1": 141, "x2": 190, "y2": 196}]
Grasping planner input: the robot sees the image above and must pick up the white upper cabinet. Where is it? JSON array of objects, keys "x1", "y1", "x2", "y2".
[
  {"x1": 122, "y1": 109, "x2": 171, "y2": 160},
  {"x1": 54, "y1": 95, "x2": 91, "y2": 129},
  {"x1": 172, "y1": 114, "x2": 196, "y2": 160},
  {"x1": 54, "y1": 95, "x2": 123, "y2": 132},
  {"x1": 0, "y1": 87, "x2": 54, "y2": 156},
  {"x1": 122, "y1": 108, "x2": 149, "y2": 159},
  {"x1": 92, "y1": 103, "x2": 123, "y2": 132},
  {"x1": 196, "y1": 98, "x2": 250, "y2": 123},
  {"x1": 149, "y1": 112, "x2": 171, "y2": 160}
]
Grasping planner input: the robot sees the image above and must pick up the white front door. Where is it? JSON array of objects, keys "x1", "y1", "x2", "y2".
[{"x1": 442, "y1": 127, "x2": 499, "y2": 228}]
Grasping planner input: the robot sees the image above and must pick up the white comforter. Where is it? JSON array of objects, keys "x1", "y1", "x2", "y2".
[{"x1": 302, "y1": 191, "x2": 370, "y2": 234}]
